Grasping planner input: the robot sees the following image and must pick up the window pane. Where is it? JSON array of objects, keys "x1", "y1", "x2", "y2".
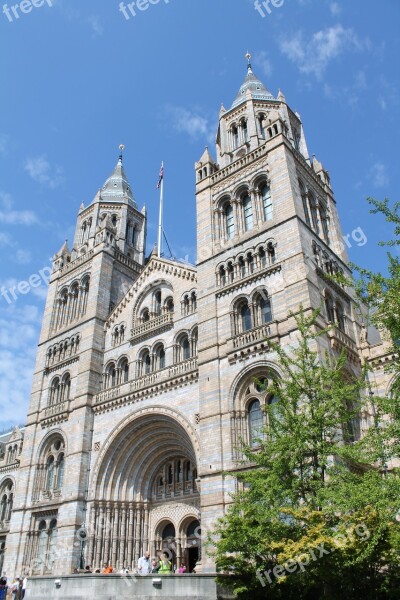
[
  {"x1": 248, "y1": 400, "x2": 263, "y2": 447},
  {"x1": 241, "y1": 303, "x2": 252, "y2": 331},
  {"x1": 260, "y1": 297, "x2": 272, "y2": 324},
  {"x1": 262, "y1": 185, "x2": 272, "y2": 221},
  {"x1": 225, "y1": 205, "x2": 234, "y2": 239},
  {"x1": 243, "y1": 195, "x2": 253, "y2": 231}
]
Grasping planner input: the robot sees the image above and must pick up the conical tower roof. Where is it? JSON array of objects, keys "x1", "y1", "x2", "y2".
[
  {"x1": 100, "y1": 147, "x2": 136, "y2": 207},
  {"x1": 231, "y1": 55, "x2": 275, "y2": 109}
]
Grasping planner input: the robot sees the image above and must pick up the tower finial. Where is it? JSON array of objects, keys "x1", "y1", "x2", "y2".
[
  {"x1": 119, "y1": 144, "x2": 125, "y2": 164},
  {"x1": 245, "y1": 51, "x2": 253, "y2": 73}
]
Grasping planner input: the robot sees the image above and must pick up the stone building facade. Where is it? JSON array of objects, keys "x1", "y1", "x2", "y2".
[{"x1": 0, "y1": 58, "x2": 395, "y2": 579}]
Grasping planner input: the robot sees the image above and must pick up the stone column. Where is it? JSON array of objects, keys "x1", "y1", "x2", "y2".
[
  {"x1": 111, "y1": 504, "x2": 119, "y2": 568},
  {"x1": 95, "y1": 503, "x2": 104, "y2": 569},
  {"x1": 119, "y1": 505, "x2": 127, "y2": 569},
  {"x1": 103, "y1": 504, "x2": 112, "y2": 564},
  {"x1": 134, "y1": 505, "x2": 142, "y2": 565},
  {"x1": 87, "y1": 504, "x2": 96, "y2": 567},
  {"x1": 127, "y1": 505, "x2": 134, "y2": 570}
]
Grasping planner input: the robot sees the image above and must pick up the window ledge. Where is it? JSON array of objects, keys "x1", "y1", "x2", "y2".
[{"x1": 227, "y1": 321, "x2": 279, "y2": 362}]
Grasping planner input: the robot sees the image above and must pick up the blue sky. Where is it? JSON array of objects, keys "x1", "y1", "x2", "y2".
[{"x1": 0, "y1": 0, "x2": 399, "y2": 429}]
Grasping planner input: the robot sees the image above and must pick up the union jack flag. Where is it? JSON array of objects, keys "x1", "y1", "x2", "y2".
[{"x1": 157, "y1": 163, "x2": 164, "y2": 189}]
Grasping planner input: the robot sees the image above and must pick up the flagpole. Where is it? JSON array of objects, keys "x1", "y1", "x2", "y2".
[{"x1": 157, "y1": 161, "x2": 164, "y2": 258}]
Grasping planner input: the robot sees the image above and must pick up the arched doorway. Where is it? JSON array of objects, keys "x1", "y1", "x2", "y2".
[
  {"x1": 161, "y1": 522, "x2": 176, "y2": 568},
  {"x1": 89, "y1": 411, "x2": 200, "y2": 571},
  {"x1": 184, "y1": 519, "x2": 201, "y2": 573}
]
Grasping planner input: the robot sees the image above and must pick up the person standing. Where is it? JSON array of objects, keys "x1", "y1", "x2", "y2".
[
  {"x1": 137, "y1": 551, "x2": 151, "y2": 575},
  {"x1": 21, "y1": 577, "x2": 27, "y2": 599},
  {"x1": 158, "y1": 552, "x2": 171, "y2": 574}
]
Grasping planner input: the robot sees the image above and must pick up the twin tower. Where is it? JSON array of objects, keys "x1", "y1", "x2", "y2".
[{"x1": 1, "y1": 57, "x2": 367, "y2": 578}]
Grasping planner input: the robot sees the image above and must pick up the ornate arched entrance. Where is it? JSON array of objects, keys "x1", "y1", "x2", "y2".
[{"x1": 87, "y1": 410, "x2": 200, "y2": 571}]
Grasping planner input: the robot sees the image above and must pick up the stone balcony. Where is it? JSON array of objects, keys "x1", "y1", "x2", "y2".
[
  {"x1": 130, "y1": 313, "x2": 174, "y2": 344},
  {"x1": 40, "y1": 400, "x2": 70, "y2": 428},
  {"x1": 0, "y1": 460, "x2": 19, "y2": 475},
  {"x1": 59, "y1": 249, "x2": 94, "y2": 275},
  {"x1": 94, "y1": 358, "x2": 198, "y2": 412},
  {"x1": 327, "y1": 325, "x2": 359, "y2": 363},
  {"x1": 227, "y1": 321, "x2": 279, "y2": 362}
]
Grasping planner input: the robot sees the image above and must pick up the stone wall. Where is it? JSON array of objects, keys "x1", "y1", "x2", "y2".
[{"x1": 25, "y1": 574, "x2": 236, "y2": 600}]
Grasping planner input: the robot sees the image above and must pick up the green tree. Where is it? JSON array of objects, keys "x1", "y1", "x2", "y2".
[{"x1": 212, "y1": 308, "x2": 400, "y2": 599}]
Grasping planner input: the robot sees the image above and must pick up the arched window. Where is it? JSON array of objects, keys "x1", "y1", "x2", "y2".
[
  {"x1": 154, "y1": 291, "x2": 162, "y2": 316},
  {"x1": 0, "y1": 495, "x2": 6, "y2": 523},
  {"x1": 119, "y1": 358, "x2": 129, "y2": 383},
  {"x1": 261, "y1": 184, "x2": 272, "y2": 221},
  {"x1": 139, "y1": 350, "x2": 151, "y2": 376},
  {"x1": 309, "y1": 193, "x2": 319, "y2": 233},
  {"x1": 243, "y1": 195, "x2": 253, "y2": 231},
  {"x1": 247, "y1": 252, "x2": 254, "y2": 274},
  {"x1": 238, "y1": 256, "x2": 246, "y2": 278},
  {"x1": 165, "y1": 297, "x2": 174, "y2": 313},
  {"x1": 69, "y1": 283, "x2": 79, "y2": 322},
  {"x1": 258, "y1": 113, "x2": 266, "y2": 139},
  {"x1": 319, "y1": 203, "x2": 330, "y2": 243},
  {"x1": 181, "y1": 335, "x2": 190, "y2": 361},
  {"x1": 37, "y1": 521, "x2": 48, "y2": 570},
  {"x1": 248, "y1": 399, "x2": 263, "y2": 448},
  {"x1": 300, "y1": 181, "x2": 311, "y2": 226},
  {"x1": 49, "y1": 378, "x2": 60, "y2": 406},
  {"x1": 182, "y1": 295, "x2": 190, "y2": 316},
  {"x1": 105, "y1": 362, "x2": 116, "y2": 388},
  {"x1": 240, "y1": 301, "x2": 252, "y2": 332},
  {"x1": 141, "y1": 308, "x2": 150, "y2": 322},
  {"x1": 81, "y1": 277, "x2": 90, "y2": 316},
  {"x1": 61, "y1": 373, "x2": 70, "y2": 402},
  {"x1": 227, "y1": 262, "x2": 234, "y2": 283},
  {"x1": 46, "y1": 457, "x2": 55, "y2": 491},
  {"x1": 56, "y1": 455, "x2": 65, "y2": 490},
  {"x1": 336, "y1": 303, "x2": 345, "y2": 332},
  {"x1": 168, "y1": 465, "x2": 173, "y2": 485},
  {"x1": 219, "y1": 266, "x2": 226, "y2": 286},
  {"x1": 259, "y1": 247, "x2": 266, "y2": 269},
  {"x1": 255, "y1": 292, "x2": 272, "y2": 325},
  {"x1": 267, "y1": 242, "x2": 276, "y2": 264},
  {"x1": 225, "y1": 204, "x2": 235, "y2": 240},
  {"x1": 231, "y1": 125, "x2": 239, "y2": 149},
  {"x1": 191, "y1": 292, "x2": 197, "y2": 311},
  {"x1": 241, "y1": 119, "x2": 249, "y2": 143},
  {"x1": 48, "y1": 519, "x2": 58, "y2": 569},
  {"x1": 154, "y1": 345, "x2": 166, "y2": 371},
  {"x1": 325, "y1": 294, "x2": 335, "y2": 323}
]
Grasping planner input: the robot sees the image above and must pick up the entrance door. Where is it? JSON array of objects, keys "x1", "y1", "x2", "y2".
[{"x1": 186, "y1": 546, "x2": 199, "y2": 573}]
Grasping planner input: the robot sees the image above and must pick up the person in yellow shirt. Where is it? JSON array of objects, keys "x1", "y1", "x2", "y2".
[{"x1": 158, "y1": 552, "x2": 171, "y2": 574}]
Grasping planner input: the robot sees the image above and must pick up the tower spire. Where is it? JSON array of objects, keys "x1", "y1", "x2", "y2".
[
  {"x1": 245, "y1": 51, "x2": 252, "y2": 73},
  {"x1": 118, "y1": 143, "x2": 125, "y2": 165}
]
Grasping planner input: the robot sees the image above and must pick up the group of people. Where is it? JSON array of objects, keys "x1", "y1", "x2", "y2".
[
  {"x1": 0, "y1": 576, "x2": 27, "y2": 600},
  {"x1": 75, "y1": 550, "x2": 189, "y2": 576}
]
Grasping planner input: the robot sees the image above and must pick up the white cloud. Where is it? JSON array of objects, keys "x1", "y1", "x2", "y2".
[
  {"x1": 370, "y1": 162, "x2": 389, "y2": 188},
  {"x1": 0, "y1": 303, "x2": 42, "y2": 428},
  {"x1": 87, "y1": 15, "x2": 104, "y2": 37},
  {"x1": 0, "y1": 191, "x2": 37, "y2": 226},
  {"x1": 166, "y1": 106, "x2": 216, "y2": 143},
  {"x1": 253, "y1": 51, "x2": 272, "y2": 77},
  {"x1": 0, "y1": 191, "x2": 37, "y2": 225},
  {"x1": 15, "y1": 249, "x2": 32, "y2": 265},
  {"x1": 330, "y1": 2, "x2": 342, "y2": 16},
  {"x1": 280, "y1": 25, "x2": 368, "y2": 78},
  {"x1": 24, "y1": 155, "x2": 64, "y2": 189}
]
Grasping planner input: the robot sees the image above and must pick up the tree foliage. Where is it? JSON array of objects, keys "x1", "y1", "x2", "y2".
[{"x1": 212, "y1": 309, "x2": 400, "y2": 599}]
